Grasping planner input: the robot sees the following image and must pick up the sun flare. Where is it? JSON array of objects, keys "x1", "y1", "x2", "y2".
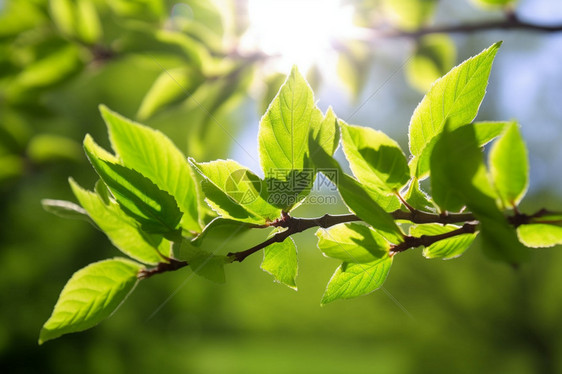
[{"x1": 244, "y1": 0, "x2": 356, "y2": 71}]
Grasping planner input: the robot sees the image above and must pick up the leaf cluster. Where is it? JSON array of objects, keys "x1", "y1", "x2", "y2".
[{"x1": 40, "y1": 41, "x2": 562, "y2": 344}]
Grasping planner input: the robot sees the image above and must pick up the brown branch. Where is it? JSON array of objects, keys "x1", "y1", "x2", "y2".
[
  {"x1": 389, "y1": 223, "x2": 477, "y2": 255},
  {"x1": 368, "y1": 13, "x2": 562, "y2": 40},
  {"x1": 138, "y1": 258, "x2": 188, "y2": 279},
  {"x1": 138, "y1": 208, "x2": 550, "y2": 279}
]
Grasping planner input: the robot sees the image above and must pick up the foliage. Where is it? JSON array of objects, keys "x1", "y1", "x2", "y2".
[{"x1": 40, "y1": 42, "x2": 562, "y2": 344}]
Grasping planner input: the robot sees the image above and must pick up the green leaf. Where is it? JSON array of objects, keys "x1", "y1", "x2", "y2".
[
  {"x1": 100, "y1": 106, "x2": 200, "y2": 233},
  {"x1": 316, "y1": 223, "x2": 389, "y2": 263},
  {"x1": 191, "y1": 217, "x2": 254, "y2": 247},
  {"x1": 70, "y1": 179, "x2": 165, "y2": 265},
  {"x1": 27, "y1": 134, "x2": 82, "y2": 163},
  {"x1": 340, "y1": 121, "x2": 410, "y2": 192},
  {"x1": 410, "y1": 224, "x2": 477, "y2": 259},
  {"x1": 489, "y1": 122, "x2": 529, "y2": 208},
  {"x1": 258, "y1": 66, "x2": 324, "y2": 210},
  {"x1": 517, "y1": 224, "x2": 562, "y2": 248},
  {"x1": 39, "y1": 258, "x2": 142, "y2": 344},
  {"x1": 409, "y1": 42, "x2": 501, "y2": 172},
  {"x1": 382, "y1": 0, "x2": 437, "y2": 31},
  {"x1": 261, "y1": 237, "x2": 298, "y2": 290},
  {"x1": 412, "y1": 121, "x2": 509, "y2": 179},
  {"x1": 321, "y1": 256, "x2": 393, "y2": 304},
  {"x1": 49, "y1": 0, "x2": 75, "y2": 36},
  {"x1": 137, "y1": 67, "x2": 204, "y2": 120},
  {"x1": 337, "y1": 40, "x2": 372, "y2": 99},
  {"x1": 190, "y1": 158, "x2": 281, "y2": 224},
  {"x1": 430, "y1": 125, "x2": 529, "y2": 263},
  {"x1": 75, "y1": 0, "x2": 102, "y2": 44},
  {"x1": 310, "y1": 107, "x2": 340, "y2": 158},
  {"x1": 10, "y1": 45, "x2": 82, "y2": 93},
  {"x1": 180, "y1": 240, "x2": 226, "y2": 283},
  {"x1": 472, "y1": 0, "x2": 517, "y2": 9},
  {"x1": 84, "y1": 135, "x2": 183, "y2": 236},
  {"x1": 404, "y1": 179, "x2": 435, "y2": 212},
  {"x1": 41, "y1": 199, "x2": 94, "y2": 225},
  {"x1": 406, "y1": 34, "x2": 456, "y2": 93},
  {"x1": 308, "y1": 138, "x2": 403, "y2": 243}
]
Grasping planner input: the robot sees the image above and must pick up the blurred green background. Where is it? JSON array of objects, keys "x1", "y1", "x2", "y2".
[{"x1": 2, "y1": 0, "x2": 562, "y2": 373}]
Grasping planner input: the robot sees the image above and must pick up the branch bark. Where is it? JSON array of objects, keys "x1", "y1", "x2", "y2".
[{"x1": 370, "y1": 12, "x2": 562, "y2": 40}]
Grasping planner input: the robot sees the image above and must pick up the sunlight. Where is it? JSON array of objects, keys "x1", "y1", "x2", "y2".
[{"x1": 244, "y1": 0, "x2": 356, "y2": 72}]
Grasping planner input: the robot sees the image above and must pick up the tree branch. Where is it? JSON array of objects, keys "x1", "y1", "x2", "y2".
[
  {"x1": 389, "y1": 223, "x2": 477, "y2": 255},
  {"x1": 369, "y1": 13, "x2": 562, "y2": 40},
  {"x1": 138, "y1": 207, "x2": 549, "y2": 279}
]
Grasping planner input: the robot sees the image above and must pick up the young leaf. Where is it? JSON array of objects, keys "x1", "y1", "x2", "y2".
[
  {"x1": 410, "y1": 224, "x2": 477, "y2": 259},
  {"x1": 430, "y1": 125, "x2": 529, "y2": 263},
  {"x1": 489, "y1": 122, "x2": 529, "y2": 208},
  {"x1": 310, "y1": 107, "x2": 340, "y2": 158},
  {"x1": 84, "y1": 135, "x2": 183, "y2": 236},
  {"x1": 190, "y1": 158, "x2": 281, "y2": 224},
  {"x1": 309, "y1": 137, "x2": 403, "y2": 243},
  {"x1": 316, "y1": 223, "x2": 389, "y2": 263},
  {"x1": 412, "y1": 121, "x2": 508, "y2": 179},
  {"x1": 517, "y1": 224, "x2": 562, "y2": 248},
  {"x1": 137, "y1": 67, "x2": 204, "y2": 120},
  {"x1": 340, "y1": 121, "x2": 410, "y2": 192},
  {"x1": 191, "y1": 217, "x2": 254, "y2": 247},
  {"x1": 409, "y1": 42, "x2": 501, "y2": 175},
  {"x1": 261, "y1": 237, "x2": 298, "y2": 290},
  {"x1": 70, "y1": 179, "x2": 164, "y2": 265},
  {"x1": 75, "y1": 0, "x2": 102, "y2": 44},
  {"x1": 321, "y1": 256, "x2": 393, "y2": 304},
  {"x1": 41, "y1": 199, "x2": 94, "y2": 225},
  {"x1": 258, "y1": 66, "x2": 324, "y2": 210},
  {"x1": 403, "y1": 179, "x2": 435, "y2": 212},
  {"x1": 101, "y1": 106, "x2": 200, "y2": 233},
  {"x1": 39, "y1": 258, "x2": 142, "y2": 344},
  {"x1": 181, "y1": 240, "x2": 226, "y2": 283}
]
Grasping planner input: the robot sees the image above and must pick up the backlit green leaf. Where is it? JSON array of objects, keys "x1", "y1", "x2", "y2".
[
  {"x1": 261, "y1": 237, "x2": 298, "y2": 290},
  {"x1": 340, "y1": 121, "x2": 409, "y2": 192},
  {"x1": 137, "y1": 67, "x2": 204, "y2": 120},
  {"x1": 409, "y1": 42, "x2": 501, "y2": 171},
  {"x1": 308, "y1": 138, "x2": 403, "y2": 243},
  {"x1": 316, "y1": 223, "x2": 389, "y2": 263},
  {"x1": 412, "y1": 121, "x2": 508, "y2": 178},
  {"x1": 410, "y1": 224, "x2": 477, "y2": 259},
  {"x1": 41, "y1": 198, "x2": 94, "y2": 225},
  {"x1": 310, "y1": 107, "x2": 340, "y2": 158},
  {"x1": 489, "y1": 122, "x2": 528, "y2": 208},
  {"x1": 430, "y1": 125, "x2": 528, "y2": 263},
  {"x1": 39, "y1": 258, "x2": 142, "y2": 344},
  {"x1": 84, "y1": 135, "x2": 183, "y2": 236},
  {"x1": 75, "y1": 0, "x2": 102, "y2": 44},
  {"x1": 321, "y1": 256, "x2": 393, "y2": 304},
  {"x1": 382, "y1": 0, "x2": 437, "y2": 31},
  {"x1": 404, "y1": 179, "x2": 435, "y2": 212},
  {"x1": 337, "y1": 40, "x2": 372, "y2": 99},
  {"x1": 517, "y1": 224, "x2": 562, "y2": 248},
  {"x1": 191, "y1": 218, "x2": 254, "y2": 247},
  {"x1": 258, "y1": 66, "x2": 324, "y2": 210},
  {"x1": 190, "y1": 158, "x2": 281, "y2": 224},
  {"x1": 101, "y1": 106, "x2": 200, "y2": 233},
  {"x1": 70, "y1": 179, "x2": 164, "y2": 265}
]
